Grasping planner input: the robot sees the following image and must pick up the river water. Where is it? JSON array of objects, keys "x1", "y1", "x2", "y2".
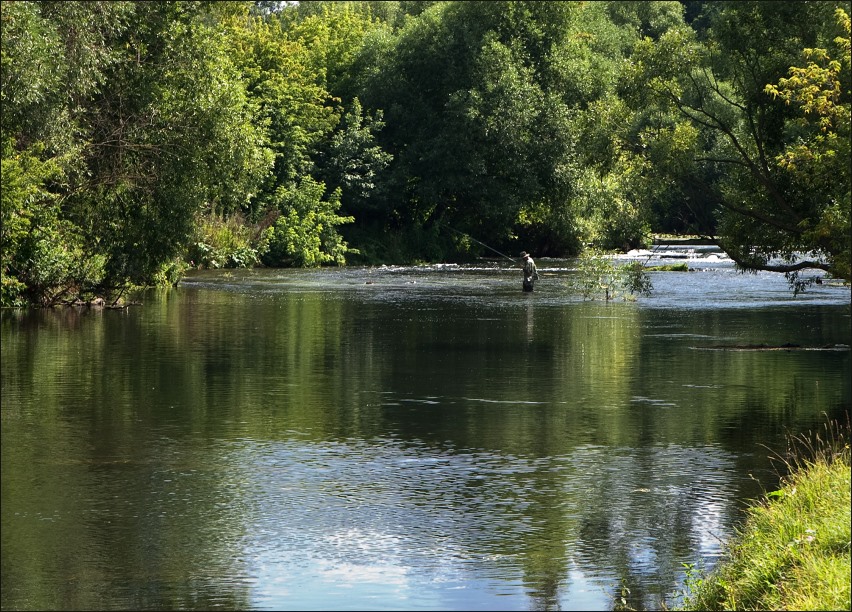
[{"x1": 2, "y1": 254, "x2": 850, "y2": 611}]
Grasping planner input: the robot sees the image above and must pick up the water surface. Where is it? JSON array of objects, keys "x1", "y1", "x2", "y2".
[{"x1": 2, "y1": 258, "x2": 849, "y2": 611}]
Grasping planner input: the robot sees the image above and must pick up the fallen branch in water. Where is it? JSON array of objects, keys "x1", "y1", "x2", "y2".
[{"x1": 692, "y1": 343, "x2": 850, "y2": 351}]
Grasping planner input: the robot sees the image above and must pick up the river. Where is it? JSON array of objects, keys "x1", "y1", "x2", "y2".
[{"x1": 2, "y1": 253, "x2": 850, "y2": 611}]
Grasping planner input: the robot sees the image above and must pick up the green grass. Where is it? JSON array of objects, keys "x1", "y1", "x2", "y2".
[
  {"x1": 680, "y1": 417, "x2": 851, "y2": 611},
  {"x1": 645, "y1": 263, "x2": 690, "y2": 272}
]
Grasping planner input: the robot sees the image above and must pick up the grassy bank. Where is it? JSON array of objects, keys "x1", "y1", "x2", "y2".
[{"x1": 679, "y1": 418, "x2": 851, "y2": 611}]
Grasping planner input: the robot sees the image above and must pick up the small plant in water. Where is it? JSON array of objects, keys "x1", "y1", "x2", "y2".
[
  {"x1": 613, "y1": 580, "x2": 635, "y2": 611},
  {"x1": 569, "y1": 249, "x2": 653, "y2": 300}
]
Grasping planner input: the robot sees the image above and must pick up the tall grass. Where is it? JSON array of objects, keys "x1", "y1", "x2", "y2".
[
  {"x1": 680, "y1": 415, "x2": 851, "y2": 611},
  {"x1": 187, "y1": 213, "x2": 270, "y2": 269}
]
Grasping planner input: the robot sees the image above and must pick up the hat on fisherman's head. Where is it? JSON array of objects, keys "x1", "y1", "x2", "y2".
[{"x1": 520, "y1": 251, "x2": 529, "y2": 257}]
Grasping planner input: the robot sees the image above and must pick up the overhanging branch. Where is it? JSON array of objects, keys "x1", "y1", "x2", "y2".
[{"x1": 721, "y1": 244, "x2": 831, "y2": 274}]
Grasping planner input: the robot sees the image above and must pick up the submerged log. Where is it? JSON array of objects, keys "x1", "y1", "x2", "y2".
[{"x1": 693, "y1": 343, "x2": 850, "y2": 351}]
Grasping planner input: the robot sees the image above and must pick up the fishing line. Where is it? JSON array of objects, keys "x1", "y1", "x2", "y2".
[{"x1": 446, "y1": 226, "x2": 519, "y2": 266}]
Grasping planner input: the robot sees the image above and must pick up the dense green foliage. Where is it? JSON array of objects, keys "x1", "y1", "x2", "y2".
[
  {"x1": 2, "y1": 0, "x2": 850, "y2": 305},
  {"x1": 630, "y1": 2, "x2": 852, "y2": 289}
]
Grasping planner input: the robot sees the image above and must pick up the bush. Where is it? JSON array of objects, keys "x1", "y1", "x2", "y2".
[
  {"x1": 569, "y1": 249, "x2": 653, "y2": 300},
  {"x1": 187, "y1": 213, "x2": 269, "y2": 269},
  {"x1": 261, "y1": 177, "x2": 357, "y2": 267}
]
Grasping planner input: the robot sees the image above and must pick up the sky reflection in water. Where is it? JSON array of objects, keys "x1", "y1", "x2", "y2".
[{"x1": 2, "y1": 251, "x2": 849, "y2": 611}]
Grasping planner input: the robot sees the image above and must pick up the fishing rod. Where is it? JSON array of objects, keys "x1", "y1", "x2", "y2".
[{"x1": 446, "y1": 226, "x2": 519, "y2": 266}]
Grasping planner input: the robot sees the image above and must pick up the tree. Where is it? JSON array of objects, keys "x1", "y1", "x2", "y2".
[
  {"x1": 275, "y1": 3, "x2": 393, "y2": 250},
  {"x1": 354, "y1": 1, "x2": 586, "y2": 259},
  {"x1": 223, "y1": 7, "x2": 358, "y2": 265},
  {"x1": 313, "y1": 98, "x2": 392, "y2": 223},
  {"x1": 64, "y1": 1, "x2": 271, "y2": 288},
  {"x1": 261, "y1": 176, "x2": 356, "y2": 267},
  {"x1": 281, "y1": 1, "x2": 386, "y2": 104},
  {"x1": 762, "y1": 7, "x2": 851, "y2": 283},
  {"x1": 1, "y1": 1, "x2": 133, "y2": 305},
  {"x1": 1, "y1": 1, "x2": 272, "y2": 303},
  {"x1": 230, "y1": 7, "x2": 337, "y2": 200},
  {"x1": 348, "y1": 1, "x2": 695, "y2": 260},
  {"x1": 630, "y1": 1, "x2": 851, "y2": 286},
  {"x1": 0, "y1": 137, "x2": 92, "y2": 306},
  {"x1": 510, "y1": 1, "x2": 691, "y2": 253}
]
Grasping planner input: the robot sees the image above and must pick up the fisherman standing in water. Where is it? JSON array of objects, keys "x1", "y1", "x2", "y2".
[{"x1": 520, "y1": 251, "x2": 539, "y2": 292}]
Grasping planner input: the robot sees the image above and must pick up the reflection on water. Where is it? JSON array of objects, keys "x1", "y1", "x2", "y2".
[
  {"x1": 2, "y1": 260, "x2": 850, "y2": 611},
  {"x1": 232, "y1": 438, "x2": 739, "y2": 611}
]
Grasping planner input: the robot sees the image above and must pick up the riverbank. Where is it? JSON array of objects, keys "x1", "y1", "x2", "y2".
[{"x1": 678, "y1": 419, "x2": 851, "y2": 611}]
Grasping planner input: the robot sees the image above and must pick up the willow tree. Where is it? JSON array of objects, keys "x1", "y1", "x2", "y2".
[{"x1": 78, "y1": 1, "x2": 271, "y2": 287}]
